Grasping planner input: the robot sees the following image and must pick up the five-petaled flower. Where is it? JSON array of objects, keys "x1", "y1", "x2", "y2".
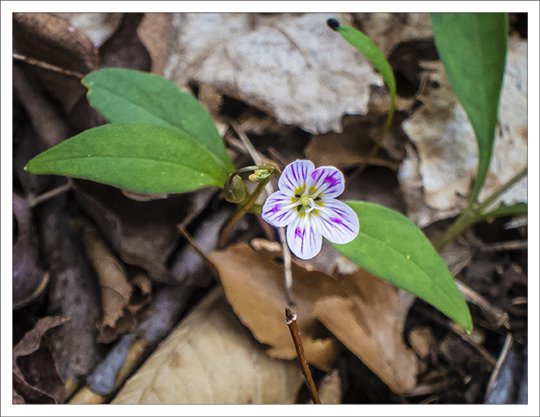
[{"x1": 261, "y1": 160, "x2": 359, "y2": 260}]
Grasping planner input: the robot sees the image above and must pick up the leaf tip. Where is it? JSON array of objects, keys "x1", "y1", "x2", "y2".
[{"x1": 326, "y1": 18, "x2": 340, "y2": 31}]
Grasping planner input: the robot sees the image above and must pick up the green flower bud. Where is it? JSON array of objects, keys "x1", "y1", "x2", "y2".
[{"x1": 223, "y1": 174, "x2": 247, "y2": 203}]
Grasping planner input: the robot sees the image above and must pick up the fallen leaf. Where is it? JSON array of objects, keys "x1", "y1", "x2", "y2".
[
  {"x1": 209, "y1": 242, "x2": 418, "y2": 393},
  {"x1": 137, "y1": 13, "x2": 173, "y2": 75},
  {"x1": 39, "y1": 194, "x2": 103, "y2": 386},
  {"x1": 308, "y1": 369, "x2": 342, "y2": 404},
  {"x1": 13, "y1": 193, "x2": 48, "y2": 309},
  {"x1": 163, "y1": 13, "x2": 383, "y2": 134},
  {"x1": 111, "y1": 287, "x2": 304, "y2": 404},
  {"x1": 399, "y1": 39, "x2": 527, "y2": 227},
  {"x1": 81, "y1": 222, "x2": 136, "y2": 343},
  {"x1": 52, "y1": 13, "x2": 123, "y2": 47},
  {"x1": 13, "y1": 316, "x2": 70, "y2": 404}
]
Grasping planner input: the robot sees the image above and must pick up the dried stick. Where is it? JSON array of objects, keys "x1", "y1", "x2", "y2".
[
  {"x1": 13, "y1": 53, "x2": 85, "y2": 79},
  {"x1": 285, "y1": 309, "x2": 321, "y2": 404}
]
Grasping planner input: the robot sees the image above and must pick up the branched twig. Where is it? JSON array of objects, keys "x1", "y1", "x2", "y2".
[{"x1": 285, "y1": 309, "x2": 321, "y2": 404}]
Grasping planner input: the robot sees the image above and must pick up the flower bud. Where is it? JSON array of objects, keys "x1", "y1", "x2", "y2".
[{"x1": 223, "y1": 174, "x2": 247, "y2": 203}]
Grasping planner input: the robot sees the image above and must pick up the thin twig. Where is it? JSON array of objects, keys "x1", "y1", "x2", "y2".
[
  {"x1": 26, "y1": 180, "x2": 73, "y2": 208},
  {"x1": 285, "y1": 309, "x2": 321, "y2": 404},
  {"x1": 231, "y1": 122, "x2": 295, "y2": 306},
  {"x1": 485, "y1": 333, "x2": 513, "y2": 401},
  {"x1": 13, "y1": 53, "x2": 85, "y2": 79}
]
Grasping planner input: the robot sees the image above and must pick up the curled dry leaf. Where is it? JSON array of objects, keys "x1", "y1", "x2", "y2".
[
  {"x1": 81, "y1": 223, "x2": 136, "y2": 344},
  {"x1": 209, "y1": 242, "x2": 418, "y2": 393},
  {"x1": 399, "y1": 39, "x2": 527, "y2": 227},
  {"x1": 13, "y1": 193, "x2": 48, "y2": 309},
  {"x1": 112, "y1": 287, "x2": 303, "y2": 404},
  {"x1": 13, "y1": 316, "x2": 70, "y2": 404},
  {"x1": 164, "y1": 13, "x2": 383, "y2": 134}
]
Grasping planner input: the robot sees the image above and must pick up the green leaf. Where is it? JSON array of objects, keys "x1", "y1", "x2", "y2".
[
  {"x1": 333, "y1": 201, "x2": 473, "y2": 332},
  {"x1": 331, "y1": 20, "x2": 396, "y2": 133},
  {"x1": 82, "y1": 68, "x2": 235, "y2": 175},
  {"x1": 24, "y1": 123, "x2": 229, "y2": 194},
  {"x1": 431, "y1": 13, "x2": 508, "y2": 203}
]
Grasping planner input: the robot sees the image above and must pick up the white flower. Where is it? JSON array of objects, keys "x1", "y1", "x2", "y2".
[{"x1": 261, "y1": 160, "x2": 359, "y2": 260}]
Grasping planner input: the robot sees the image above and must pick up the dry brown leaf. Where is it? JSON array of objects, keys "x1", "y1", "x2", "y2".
[
  {"x1": 111, "y1": 287, "x2": 303, "y2": 404},
  {"x1": 82, "y1": 223, "x2": 132, "y2": 338},
  {"x1": 399, "y1": 39, "x2": 527, "y2": 227},
  {"x1": 137, "y1": 13, "x2": 173, "y2": 75},
  {"x1": 164, "y1": 13, "x2": 382, "y2": 134},
  {"x1": 13, "y1": 316, "x2": 70, "y2": 404},
  {"x1": 209, "y1": 242, "x2": 418, "y2": 393}
]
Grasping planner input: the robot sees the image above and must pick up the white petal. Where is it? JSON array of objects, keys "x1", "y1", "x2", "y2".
[
  {"x1": 261, "y1": 191, "x2": 298, "y2": 227},
  {"x1": 316, "y1": 199, "x2": 359, "y2": 244},
  {"x1": 278, "y1": 160, "x2": 315, "y2": 193},
  {"x1": 286, "y1": 216, "x2": 322, "y2": 260},
  {"x1": 309, "y1": 166, "x2": 345, "y2": 198}
]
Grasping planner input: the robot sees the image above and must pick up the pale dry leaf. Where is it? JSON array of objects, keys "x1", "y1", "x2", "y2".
[
  {"x1": 111, "y1": 287, "x2": 304, "y2": 404},
  {"x1": 308, "y1": 369, "x2": 342, "y2": 404},
  {"x1": 164, "y1": 13, "x2": 383, "y2": 134},
  {"x1": 52, "y1": 13, "x2": 123, "y2": 47},
  {"x1": 399, "y1": 39, "x2": 528, "y2": 227},
  {"x1": 209, "y1": 242, "x2": 418, "y2": 393}
]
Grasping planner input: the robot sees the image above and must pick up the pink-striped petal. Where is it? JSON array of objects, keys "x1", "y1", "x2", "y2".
[
  {"x1": 278, "y1": 160, "x2": 315, "y2": 193},
  {"x1": 286, "y1": 216, "x2": 322, "y2": 260},
  {"x1": 315, "y1": 199, "x2": 359, "y2": 244},
  {"x1": 261, "y1": 191, "x2": 298, "y2": 227},
  {"x1": 309, "y1": 166, "x2": 345, "y2": 198}
]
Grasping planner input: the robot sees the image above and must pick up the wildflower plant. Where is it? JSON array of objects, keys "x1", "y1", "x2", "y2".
[{"x1": 24, "y1": 14, "x2": 525, "y2": 338}]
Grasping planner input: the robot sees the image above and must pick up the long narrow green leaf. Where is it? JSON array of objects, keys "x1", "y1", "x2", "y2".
[
  {"x1": 431, "y1": 13, "x2": 508, "y2": 203},
  {"x1": 82, "y1": 68, "x2": 235, "y2": 175},
  {"x1": 328, "y1": 18, "x2": 396, "y2": 133},
  {"x1": 24, "y1": 123, "x2": 229, "y2": 194},
  {"x1": 333, "y1": 201, "x2": 473, "y2": 332}
]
